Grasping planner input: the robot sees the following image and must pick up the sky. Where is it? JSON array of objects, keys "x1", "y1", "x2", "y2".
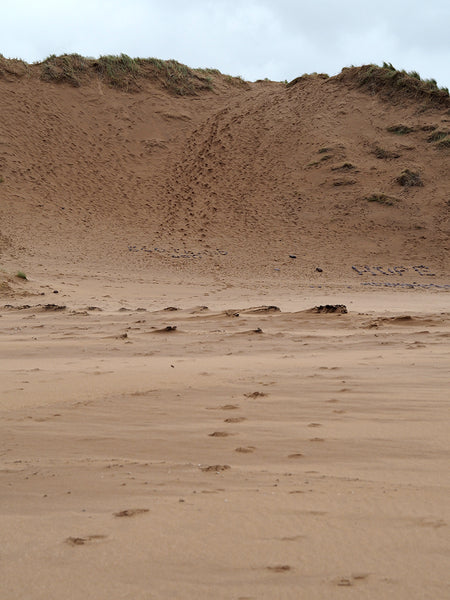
[{"x1": 3, "y1": 0, "x2": 450, "y2": 89}]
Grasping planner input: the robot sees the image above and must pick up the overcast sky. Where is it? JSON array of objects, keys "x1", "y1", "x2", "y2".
[{"x1": 3, "y1": 0, "x2": 449, "y2": 88}]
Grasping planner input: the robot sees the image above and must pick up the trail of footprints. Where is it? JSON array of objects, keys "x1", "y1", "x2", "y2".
[
  {"x1": 203, "y1": 391, "x2": 328, "y2": 468},
  {"x1": 204, "y1": 398, "x2": 252, "y2": 468},
  {"x1": 60, "y1": 389, "x2": 374, "y2": 588}
]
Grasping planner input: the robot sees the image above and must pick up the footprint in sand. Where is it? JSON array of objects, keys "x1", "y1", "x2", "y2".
[
  {"x1": 224, "y1": 417, "x2": 246, "y2": 423},
  {"x1": 113, "y1": 508, "x2": 149, "y2": 517},
  {"x1": 337, "y1": 578, "x2": 353, "y2": 587},
  {"x1": 335, "y1": 573, "x2": 369, "y2": 586},
  {"x1": 200, "y1": 464, "x2": 231, "y2": 472},
  {"x1": 244, "y1": 391, "x2": 267, "y2": 398},
  {"x1": 307, "y1": 423, "x2": 322, "y2": 428},
  {"x1": 209, "y1": 431, "x2": 234, "y2": 437},
  {"x1": 288, "y1": 453, "x2": 304, "y2": 459},
  {"x1": 65, "y1": 534, "x2": 107, "y2": 546},
  {"x1": 266, "y1": 565, "x2": 292, "y2": 573},
  {"x1": 235, "y1": 446, "x2": 256, "y2": 453}
]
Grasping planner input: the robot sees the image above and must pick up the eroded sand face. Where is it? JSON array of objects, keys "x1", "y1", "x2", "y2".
[{"x1": 1, "y1": 278, "x2": 449, "y2": 600}]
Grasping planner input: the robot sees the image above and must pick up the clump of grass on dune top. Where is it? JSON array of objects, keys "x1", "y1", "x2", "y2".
[
  {"x1": 334, "y1": 63, "x2": 449, "y2": 106},
  {"x1": 0, "y1": 54, "x2": 29, "y2": 78},
  {"x1": 92, "y1": 54, "x2": 140, "y2": 90},
  {"x1": 38, "y1": 54, "x2": 223, "y2": 95},
  {"x1": 138, "y1": 58, "x2": 214, "y2": 95},
  {"x1": 40, "y1": 53, "x2": 90, "y2": 87},
  {"x1": 92, "y1": 54, "x2": 141, "y2": 90},
  {"x1": 4, "y1": 53, "x2": 246, "y2": 94}
]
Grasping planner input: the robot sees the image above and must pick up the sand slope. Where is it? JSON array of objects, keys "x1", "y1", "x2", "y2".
[{"x1": 0, "y1": 62, "x2": 449, "y2": 280}]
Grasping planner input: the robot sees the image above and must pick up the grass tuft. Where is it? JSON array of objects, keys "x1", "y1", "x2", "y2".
[
  {"x1": 427, "y1": 130, "x2": 449, "y2": 143},
  {"x1": 0, "y1": 54, "x2": 29, "y2": 78},
  {"x1": 365, "y1": 194, "x2": 399, "y2": 206},
  {"x1": 93, "y1": 54, "x2": 140, "y2": 90},
  {"x1": 331, "y1": 162, "x2": 355, "y2": 171},
  {"x1": 16, "y1": 271, "x2": 27, "y2": 280},
  {"x1": 387, "y1": 124, "x2": 414, "y2": 135},
  {"x1": 373, "y1": 146, "x2": 400, "y2": 159},
  {"x1": 395, "y1": 169, "x2": 423, "y2": 187},
  {"x1": 40, "y1": 53, "x2": 90, "y2": 87},
  {"x1": 436, "y1": 138, "x2": 450, "y2": 149}
]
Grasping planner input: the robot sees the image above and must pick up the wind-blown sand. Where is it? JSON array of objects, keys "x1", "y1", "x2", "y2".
[{"x1": 0, "y1": 59, "x2": 449, "y2": 599}]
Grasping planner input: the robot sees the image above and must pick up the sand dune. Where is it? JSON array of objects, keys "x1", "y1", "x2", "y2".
[
  {"x1": 0, "y1": 58, "x2": 449, "y2": 599},
  {"x1": 1, "y1": 58, "x2": 449, "y2": 281}
]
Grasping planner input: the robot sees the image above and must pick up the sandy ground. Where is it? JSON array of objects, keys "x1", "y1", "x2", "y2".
[{"x1": 1, "y1": 276, "x2": 449, "y2": 600}]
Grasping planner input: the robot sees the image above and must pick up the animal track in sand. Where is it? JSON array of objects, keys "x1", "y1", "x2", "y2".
[
  {"x1": 113, "y1": 508, "x2": 149, "y2": 517},
  {"x1": 244, "y1": 391, "x2": 267, "y2": 398}
]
